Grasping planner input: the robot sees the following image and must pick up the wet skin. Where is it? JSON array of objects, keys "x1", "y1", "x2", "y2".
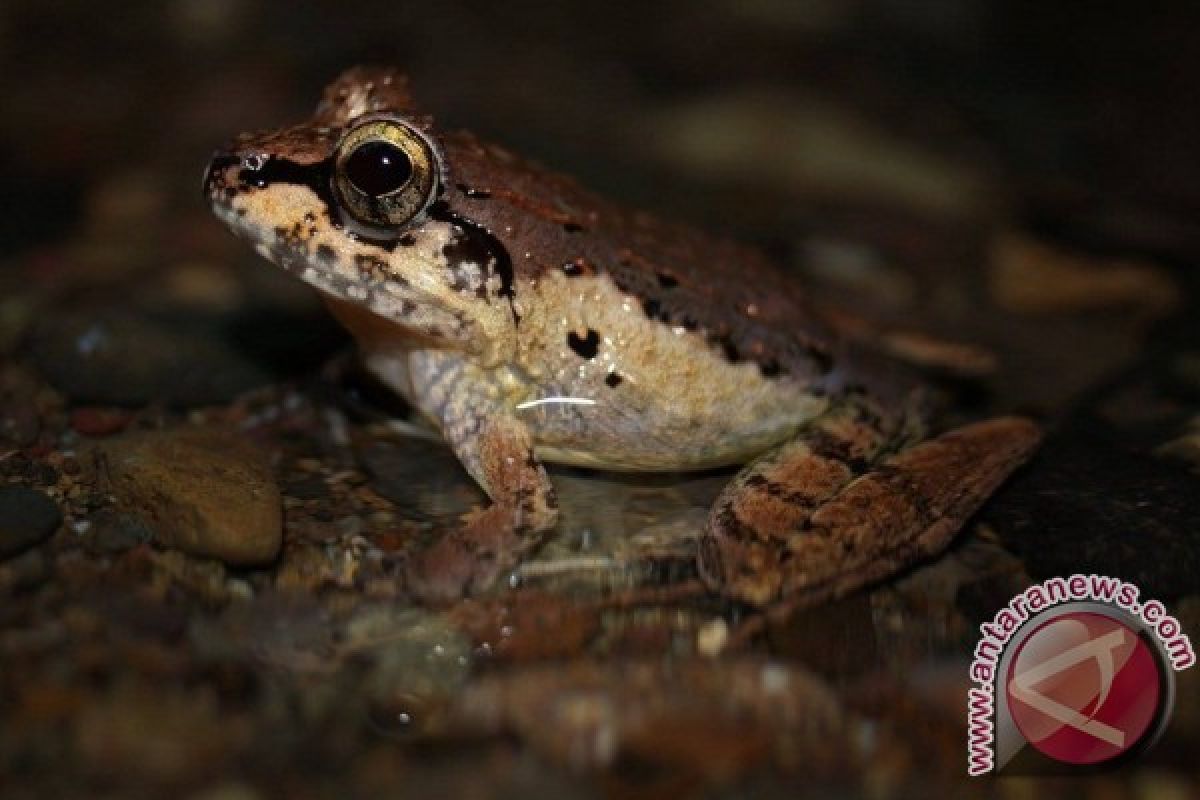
[{"x1": 205, "y1": 67, "x2": 1040, "y2": 608}]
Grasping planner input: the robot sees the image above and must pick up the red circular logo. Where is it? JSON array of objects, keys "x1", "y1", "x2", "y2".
[{"x1": 1006, "y1": 611, "x2": 1164, "y2": 765}]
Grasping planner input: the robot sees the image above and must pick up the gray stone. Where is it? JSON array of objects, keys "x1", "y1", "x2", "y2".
[{"x1": 0, "y1": 485, "x2": 61, "y2": 558}]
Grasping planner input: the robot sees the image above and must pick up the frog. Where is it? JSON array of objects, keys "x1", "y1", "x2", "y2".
[{"x1": 204, "y1": 66, "x2": 1040, "y2": 612}]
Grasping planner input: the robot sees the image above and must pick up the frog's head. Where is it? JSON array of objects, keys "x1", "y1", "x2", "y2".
[{"x1": 204, "y1": 67, "x2": 516, "y2": 358}]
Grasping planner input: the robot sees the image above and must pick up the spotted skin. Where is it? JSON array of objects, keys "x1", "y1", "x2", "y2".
[{"x1": 204, "y1": 66, "x2": 1040, "y2": 608}]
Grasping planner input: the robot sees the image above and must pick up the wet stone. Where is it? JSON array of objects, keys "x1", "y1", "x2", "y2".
[
  {"x1": 0, "y1": 400, "x2": 40, "y2": 447},
  {"x1": 446, "y1": 659, "x2": 858, "y2": 777},
  {"x1": 987, "y1": 430, "x2": 1200, "y2": 598},
  {"x1": 83, "y1": 511, "x2": 152, "y2": 554},
  {"x1": 97, "y1": 427, "x2": 282, "y2": 566},
  {"x1": 0, "y1": 549, "x2": 50, "y2": 592},
  {"x1": 29, "y1": 310, "x2": 274, "y2": 407},
  {"x1": 349, "y1": 606, "x2": 474, "y2": 723},
  {"x1": 70, "y1": 407, "x2": 133, "y2": 437},
  {"x1": 0, "y1": 485, "x2": 61, "y2": 558}
]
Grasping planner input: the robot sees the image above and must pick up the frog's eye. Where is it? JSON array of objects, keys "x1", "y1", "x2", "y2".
[{"x1": 332, "y1": 118, "x2": 441, "y2": 230}]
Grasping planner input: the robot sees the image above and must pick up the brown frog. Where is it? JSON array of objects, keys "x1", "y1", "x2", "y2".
[{"x1": 204, "y1": 67, "x2": 1039, "y2": 611}]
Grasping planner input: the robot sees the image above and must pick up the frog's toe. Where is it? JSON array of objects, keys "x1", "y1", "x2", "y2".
[
  {"x1": 403, "y1": 538, "x2": 482, "y2": 606},
  {"x1": 404, "y1": 501, "x2": 559, "y2": 605}
]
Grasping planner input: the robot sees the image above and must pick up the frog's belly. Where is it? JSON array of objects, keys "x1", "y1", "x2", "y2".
[
  {"x1": 533, "y1": 437, "x2": 788, "y2": 471},
  {"x1": 521, "y1": 382, "x2": 828, "y2": 471},
  {"x1": 362, "y1": 325, "x2": 831, "y2": 471}
]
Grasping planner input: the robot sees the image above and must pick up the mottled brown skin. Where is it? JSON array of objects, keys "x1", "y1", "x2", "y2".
[{"x1": 204, "y1": 66, "x2": 1040, "y2": 609}]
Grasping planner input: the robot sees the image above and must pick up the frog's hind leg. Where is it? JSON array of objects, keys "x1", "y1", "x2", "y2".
[{"x1": 699, "y1": 414, "x2": 1040, "y2": 612}]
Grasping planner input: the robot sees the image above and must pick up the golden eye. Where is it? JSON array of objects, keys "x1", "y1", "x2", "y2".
[{"x1": 332, "y1": 117, "x2": 441, "y2": 230}]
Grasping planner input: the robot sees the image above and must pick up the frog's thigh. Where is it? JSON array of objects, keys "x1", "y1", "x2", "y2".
[
  {"x1": 406, "y1": 410, "x2": 559, "y2": 604},
  {"x1": 699, "y1": 407, "x2": 902, "y2": 606},
  {"x1": 700, "y1": 416, "x2": 1039, "y2": 607}
]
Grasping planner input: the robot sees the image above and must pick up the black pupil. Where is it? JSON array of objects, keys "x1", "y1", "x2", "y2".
[{"x1": 344, "y1": 140, "x2": 413, "y2": 197}]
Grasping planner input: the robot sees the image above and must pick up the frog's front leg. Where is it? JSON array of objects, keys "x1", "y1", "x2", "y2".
[
  {"x1": 397, "y1": 354, "x2": 558, "y2": 604},
  {"x1": 699, "y1": 410, "x2": 1039, "y2": 611}
]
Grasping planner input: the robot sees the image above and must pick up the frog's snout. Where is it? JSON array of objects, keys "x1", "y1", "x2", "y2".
[{"x1": 202, "y1": 151, "x2": 243, "y2": 206}]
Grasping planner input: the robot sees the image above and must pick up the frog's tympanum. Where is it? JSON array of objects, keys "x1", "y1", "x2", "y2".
[{"x1": 205, "y1": 67, "x2": 1039, "y2": 610}]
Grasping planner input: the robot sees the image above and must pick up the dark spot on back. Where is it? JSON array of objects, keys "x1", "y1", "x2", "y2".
[
  {"x1": 567, "y1": 329, "x2": 601, "y2": 359},
  {"x1": 605, "y1": 372, "x2": 623, "y2": 388},
  {"x1": 316, "y1": 244, "x2": 337, "y2": 264},
  {"x1": 398, "y1": 233, "x2": 417, "y2": 247},
  {"x1": 759, "y1": 359, "x2": 781, "y2": 378},
  {"x1": 562, "y1": 222, "x2": 584, "y2": 233},
  {"x1": 656, "y1": 271, "x2": 678, "y2": 288}
]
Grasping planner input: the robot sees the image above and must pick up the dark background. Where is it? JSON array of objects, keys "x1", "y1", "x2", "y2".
[
  {"x1": 6, "y1": 1, "x2": 1200, "y2": 254},
  {"x1": 2, "y1": 1, "x2": 1199, "y2": 797}
]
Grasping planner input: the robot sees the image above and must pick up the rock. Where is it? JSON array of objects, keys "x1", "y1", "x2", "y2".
[
  {"x1": 348, "y1": 606, "x2": 473, "y2": 724},
  {"x1": 29, "y1": 310, "x2": 273, "y2": 407},
  {"x1": 0, "y1": 549, "x2": 50, "y2": 592},
  {"x1": 447, "y1": 659, "x2": 856, "y2": 777},
  {"x1": 0, "y1": 400, "x2": 41, "y2": 447},
  {"x1": 989, "y1": 232, "x2": 1180, "y2": 315},
  {"x1": 83, "y1": 511, "x2": 152, "y2": 554},
  {"x1": 988, "y1": 430, "x2": 1200, "y2": 599},
  {"x1": 97, "y1": 427, "x2": 281, "y2": 565},
  {"x1": 74, "y1": 683, "x2": 252, "y2": 784},
  {"x1": 0, "y1": 485, "x2": 61, "y2": 558},
  {"x1": 70, "y1": 407, "x2": 133, "y2": 436}
]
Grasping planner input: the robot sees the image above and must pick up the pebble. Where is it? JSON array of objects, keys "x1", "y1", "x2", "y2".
[
  {"x1": 82, "y1": 511, "x2": 152, "y2": 554},
  {"x1": 989, "y1": 233, "x2": 1179, "y2": 315},
  {"x1": 98, "y1": 427, "x2": 281, "y2": 565},
  {"x1": 350, "y1": 606, "x2": 473, "y2": 729},
  {"x1": 70, "y1": 407, "x2": 133, "y2": 437},
  {"x1": 0, "y1": 400, "x2": 41, "y2": 447},
  {"x1": 0, "y1": 485, "x2": 61, "y2": 558},
  {"x1": 30, "y1": 311, "x2": 273, "y2": 407}
]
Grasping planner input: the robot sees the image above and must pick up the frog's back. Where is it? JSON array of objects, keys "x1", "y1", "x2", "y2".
[
  {"x1": 429, "y1": 133, "x2": 924, "y2": 471},
  {"x1": 440, "y1": 129, "x2": 914, "y2": 406}
]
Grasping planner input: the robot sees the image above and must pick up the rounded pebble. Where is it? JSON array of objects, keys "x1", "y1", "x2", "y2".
[
  {"x1": 0, "y1": 485, "x2": 61, "y2": 558},
  {"x1": 98, "y1": 427, "x2": 281, "y2": 565}
]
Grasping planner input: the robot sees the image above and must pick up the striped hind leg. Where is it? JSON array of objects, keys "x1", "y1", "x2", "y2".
[{"x1": 699, "y1": 414, "x2": 1040, "y2": 610}]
